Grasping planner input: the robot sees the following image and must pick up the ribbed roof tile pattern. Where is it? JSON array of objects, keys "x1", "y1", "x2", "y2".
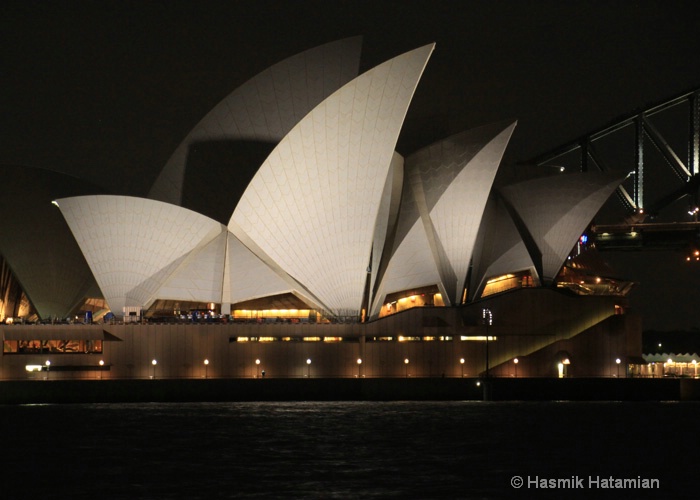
[
  {"x1": 230, "y1": 44, "x2": 434, "y2": 316},
  {"x1": 370, "y1": 217, "x2": 442, "y2": 318},
  {"x1": 58, "y1": 196, "x2": 225, "y2": 314},
  {"x1": 499, "y1": 172, "x2": 624, "y2": 282},
  {"x1": 423, "y1": 123, "x2": 516, "y2": 302},
  {"x1": 154, "y1": 231, "x2": 227, "y2": 302},
  {"x1": 223, "y1": 233, "x2": 294, "y2": 306},
  {"x1": 469, "y1": 196, "x2": 536, "y2": 298},
  {"x1": 370, "y1": 123, "x2": 516, "y2": 316}
]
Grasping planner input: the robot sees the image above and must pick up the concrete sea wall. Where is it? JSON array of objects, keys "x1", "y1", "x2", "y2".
[{"x1": 1, "y1": 377, "x2": 696, "y2": 405}]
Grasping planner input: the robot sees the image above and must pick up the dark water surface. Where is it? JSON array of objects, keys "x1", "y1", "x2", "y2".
[{"x1": 2, "y1": 401, "x2": 697, "y2": 499}]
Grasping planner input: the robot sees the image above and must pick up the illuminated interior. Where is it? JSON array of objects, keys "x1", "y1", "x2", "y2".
[
  {"x1": 480, "y1": 270, "x2": 536, "y2": 298},
  {"x1": 232, "y1": 309, "x2": 320, "y2": 323},
  {"x1": 4, "y1": 339, "x2": 103, "y2": 354},
  {"x1": 231, "y1": 336, "x2": 350, "y2": 343},
  {"x1": 556, "y1": 247, "x2": 635, "y2": 297},
  {"x1": 379, "y1": 285, "x2": 444, "y2": 318}
]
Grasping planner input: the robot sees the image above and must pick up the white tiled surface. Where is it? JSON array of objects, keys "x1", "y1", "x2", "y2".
[
  {"x1": 231, "y1": 44, "x2": 434, "y2": 316},
  {"x1": 469, "y1": 196, "x2": 536, "y2": 297},
  {"x1": 499, "y1": 172, "x2": 624, "y2": 282},
  {"x1": 58, "y1": 195, "x2": 225, "y2": 314},
  {"x1": 425, "y1": 123, "x2": 516, "y2": 302},
  {"x1": 223, "y1": 232, "x2": 293, "y2": 305},
  {"x1": 155, "y1": 231, "x2": 227, "y2": 302},
  {"x1": 370, "y1": 217, "x2": 442, "y2": 318},
  {"x1": 373, "y1": 122, "x2": 515, "y2": 313}
]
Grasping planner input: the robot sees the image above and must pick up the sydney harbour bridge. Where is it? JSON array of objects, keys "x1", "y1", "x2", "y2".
[{"x1": 525, "y1": 88, "x2": 700, "y2": 256}]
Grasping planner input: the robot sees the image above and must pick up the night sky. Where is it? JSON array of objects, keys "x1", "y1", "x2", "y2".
[{"x1": 3, "y1": 0, "x2": 700, "y2": 331}]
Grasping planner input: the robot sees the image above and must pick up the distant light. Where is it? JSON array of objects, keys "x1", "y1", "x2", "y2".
[
  {"x1": 580, "y1": 235, "x2": 588, "y2": 244},
  {"x1": 460, "y1": 358, "x2": 465, "y2": 364},
  {"x1": 51, "y1": 200, "x2": 59, "y2": 208},
  {"x1": 667, "y1": 358, "x2": 673, "y2": 364},
  {"x1": 204, "y1": 359, "x2": 209, "y2": 365},
  {"x1": 255, "y1": 359, "x2": 261, "y2": 365},
  {"x1": 562, "y1": 358, "x2": 570, "y2": 365},
  {"x1": 658, "y1": 343, "x2": 662, "y2": 347},
  {"x1": 306, "y1": 358, "x2": 311, "y2": 365},
  {"x1": 357, "y1": 358, "x2": 362, "y2": 365},
  {"x1": 615, "y1": 358, "x2": 621, "y2": 364},
  {"x1": 45, "y1": 360, "x2": 51, "y2": 367},
  {"x1": 151, "y1": 359, "x2": 157, "y2": 366},
  {"x1": 476, "y1": 381, "x2": 481, "y2": 387},
  {"x1": 99, "y1": 360, "x2": 104, "y2": 366},
  {"x1": 25, "y1": 365, "x2": 43, "y2": 372},
  {"x1": 559, "y1": 166, "x2": 565, "y2": 172},
  {"x1": 514, "y1": 358, "x2": 519, "y2": 364},
  {"x1": 404, "y1": 358, "x2": 409, "y2": 364}
]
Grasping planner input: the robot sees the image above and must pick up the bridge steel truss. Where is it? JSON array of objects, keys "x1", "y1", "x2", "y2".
[{"x1": 525, "y1": 88, "x2": 700, "y2": 251}]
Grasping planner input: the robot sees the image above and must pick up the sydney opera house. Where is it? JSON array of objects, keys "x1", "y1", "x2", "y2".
[{"x1": 0, "y1": 38, "x2": 640, "y2": 381}]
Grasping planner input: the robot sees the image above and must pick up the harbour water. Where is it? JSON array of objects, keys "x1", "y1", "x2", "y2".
[{"x1": 2, "y1": 401, "x2": 698, "y2": 499}]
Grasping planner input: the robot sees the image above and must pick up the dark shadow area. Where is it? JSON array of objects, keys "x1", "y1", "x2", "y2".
[{"x1": 182, "y1": 140, "x2": 276, "y2": 224}]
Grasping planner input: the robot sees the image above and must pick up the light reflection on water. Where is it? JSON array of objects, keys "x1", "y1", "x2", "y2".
[{"x1": 2, "y1": 401, "x2": 698, "y2": 499}]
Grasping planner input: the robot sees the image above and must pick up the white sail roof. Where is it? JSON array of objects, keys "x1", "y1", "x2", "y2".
[
  {"x1": 370, "y1": 122, "x2": 516, "y2": 316},
  {"x1": 499, "y1": 172, "x2": 625, "y2": 283},
  {"x1": 229, "y1": 44, "x2": 435, "y2": 316},
  {"x1": 57, "y1": 195, "x2": 225, "y2": 314}
]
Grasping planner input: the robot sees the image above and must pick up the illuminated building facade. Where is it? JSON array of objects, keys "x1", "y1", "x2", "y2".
[{"x1": 1, "y1": 39, "x2": 640, "y2": 380}]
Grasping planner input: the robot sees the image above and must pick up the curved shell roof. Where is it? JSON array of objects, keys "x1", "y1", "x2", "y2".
[
  {"x1": 498, "y1": 171, "x2": 625, "y2": 283},
  {"x1": 469, "y1": 195, "x2": 537, "y2": 299},
  {"x1": 36, "y1": 40, "x2": 624, "y2": 322},
  {"x1": 369, "y1": 122, "x2": 516, "y2": 317},
  {"x1": 229, "y1": 44, "x2": 435, "y2": 316},
  {"x1": 57, "y1": 195, "x2": 226, "y2": 315}
]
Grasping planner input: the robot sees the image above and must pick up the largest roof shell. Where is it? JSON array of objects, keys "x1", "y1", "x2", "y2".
[{"x1": 229, "y1": 43, "x2": 435, "y2": 316}]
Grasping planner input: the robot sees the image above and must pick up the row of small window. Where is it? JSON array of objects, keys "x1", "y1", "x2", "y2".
[
  {"x1": 228, "y1": 336, "x2": 464, "y2": 343},
  {"x1": 3, "y1": 340, "x2": 103, "y2": 354},
  {"x1": 230, "y1": 336, "x2": 353, "y2": 343}
]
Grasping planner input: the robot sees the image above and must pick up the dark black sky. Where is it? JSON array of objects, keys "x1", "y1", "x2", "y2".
[{"x1": 3, "y1": 0, "x2": 700, "y2": 330}]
